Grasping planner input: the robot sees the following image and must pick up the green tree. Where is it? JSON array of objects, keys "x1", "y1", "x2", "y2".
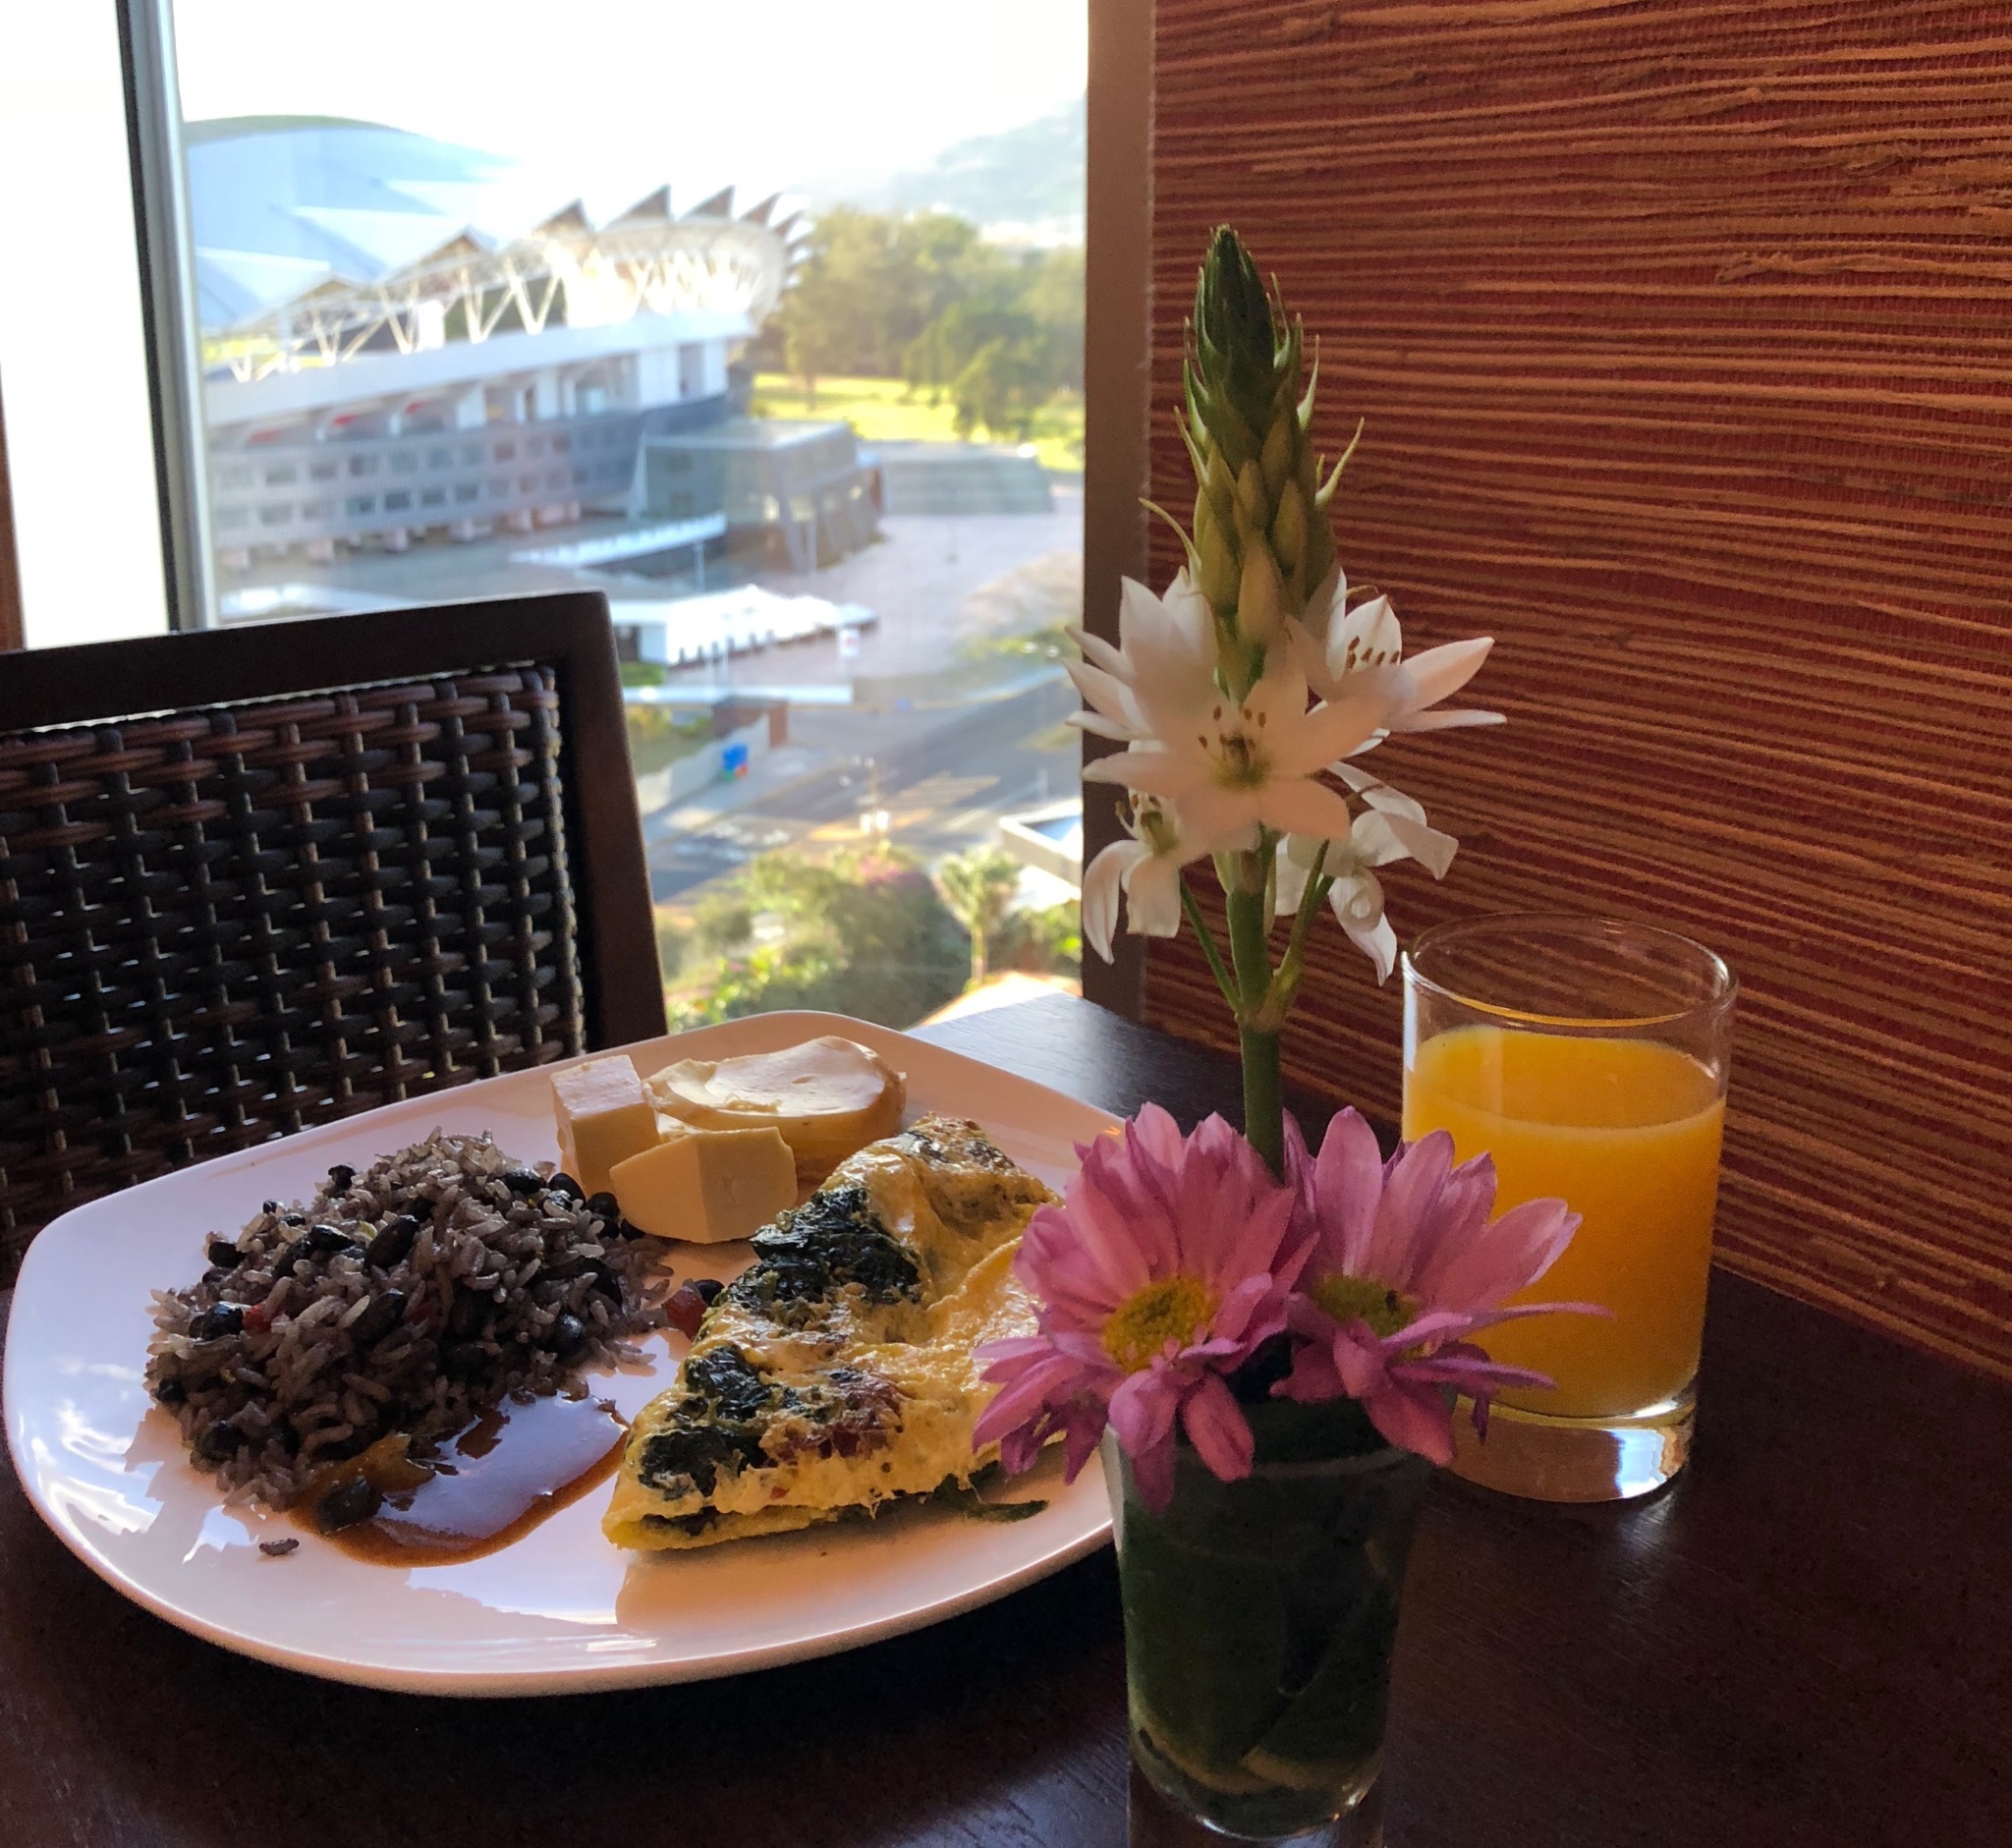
[
  {"x1": 934, "y1": 846, "x2": 1023, "y2": 989},
  {"x1": 667, "y1": 843, "x2": 968, "y2": 1030},
  {"x1": 756, "y1": 207, "x2": 1083, "y2": 431},
  {"x1": 994, "y1": 900, "x2": 1082, "y2": 980}
]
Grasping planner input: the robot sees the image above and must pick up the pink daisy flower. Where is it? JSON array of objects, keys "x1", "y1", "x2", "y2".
[
  {"x1": 972, "y1": 1103, "x2": 1309, "y2": 1511},
  {"x1": 1276, "y1": 1108, "x2": 1606, "y2": 1463}
]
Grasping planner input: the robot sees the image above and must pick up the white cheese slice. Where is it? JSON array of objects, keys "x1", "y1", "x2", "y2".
[
  {"x1": 609, "y1": 1126, "x2": 798, "y2": 1243},
  {"x1": 551, "y1": 1055, "x2": 658, "y2": 1198},
  {"x1": 643, "y1": 1036, "x2": 905, "y2": 1186}
]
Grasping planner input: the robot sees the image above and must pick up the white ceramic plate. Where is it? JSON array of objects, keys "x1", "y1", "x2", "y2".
[{"x1": 4, "y1": 1011, "x2": 1114, "y2": 1695}]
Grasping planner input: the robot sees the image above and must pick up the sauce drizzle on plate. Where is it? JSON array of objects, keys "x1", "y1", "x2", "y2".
[{"x1": 306, "y1": 1395, "x2": 627, "y2": 1566}]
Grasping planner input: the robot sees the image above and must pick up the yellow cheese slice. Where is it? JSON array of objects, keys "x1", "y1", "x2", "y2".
[
  {"x1": 608, "y1": 1126, "x2": 797, "y2": 1243},
  {"x1": 643, "y1": 1036, "x2": 905, "y2": 1186},
  {"x1": 551, "y1": 1054, "x2": 658, "y2": 1198}
]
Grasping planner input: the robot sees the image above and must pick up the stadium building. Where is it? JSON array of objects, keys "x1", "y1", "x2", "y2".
[{"x1": 190, "y1": 120, "x2": 875, "y2": 574}]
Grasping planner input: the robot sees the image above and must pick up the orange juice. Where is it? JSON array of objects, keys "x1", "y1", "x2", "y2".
[{"x1": 1402, "y1": 1026, "x2": 1724, "y2": 1419}]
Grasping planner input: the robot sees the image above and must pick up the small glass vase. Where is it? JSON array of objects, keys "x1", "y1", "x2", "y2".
[{"x1": 1105, "y1": 1401, "x2": 1432, "y2": 1844}]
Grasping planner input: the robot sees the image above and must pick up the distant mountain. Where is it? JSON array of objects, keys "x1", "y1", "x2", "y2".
[{"x1": 818, "y1": 98, "x2": 1084, "y2": 245}]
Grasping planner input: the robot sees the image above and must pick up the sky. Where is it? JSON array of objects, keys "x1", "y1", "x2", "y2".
[{"x1": 172, "y1": 0, "x2": 1088, "y2": 222}]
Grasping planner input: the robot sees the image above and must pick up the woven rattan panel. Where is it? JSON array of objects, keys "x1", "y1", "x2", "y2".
[
  {"x1": 1142, "y1": 2, "x2": 2012, "y2": 1378},
  {"x1": 0, "y1": 669, "x2": 585, "y2": 1279}
]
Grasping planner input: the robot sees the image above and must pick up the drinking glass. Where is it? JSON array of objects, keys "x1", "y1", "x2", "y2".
[{"x1": 1401, "y1": 914, "x2": 1736, "y2": 1501}]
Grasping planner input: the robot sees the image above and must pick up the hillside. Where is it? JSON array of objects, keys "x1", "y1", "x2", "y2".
[{"x1": 822, "y1": 97, "x2": 1084, "y2": 244}]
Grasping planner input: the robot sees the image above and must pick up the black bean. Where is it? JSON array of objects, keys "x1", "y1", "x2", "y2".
[
  {"x1": 261, "y1": 1200, "x2": 279, "y2": 1214},
  {"x1": 585, "y1": 1191, "x2": 621, "y2": 1220},
  {"x1": 152, "y1": 1376, "x2": 186, "y2": 1405},
  {"x1": 189, "y1": 1304, "x2": 245, "y2": 1341},
  {"x1": 550, "y1": 1312, "x2": 587, "y2": 1360},
  {"x1": 206, "y1": 1238, "x2": 243, "y2": 1269},
  {"x1": 442, "y1": 1341, "x2": 490, "y2": 1377},
  {"x1": 582, "y1": 1257, "x2": 623, "y2": 1300},
  {"x1": 327, "y1": 1164, "x2": 357, "y2": 1194},
  {"x1": 258, "y1": 1539, "x2": 300, "y2": 1558},
  {"x1": 364, "y1": 1214, "x2": 420, "y2": 1270},
  {"x1": 545, "y1": 1172, "x2": 586, "y2": 1203},
  {"x1": 279, "y1": 1224, "x2": 362, "y2": 1272},
  {"x1": 192, "y1": 1421, "x2": 249, "y2": 1464},
  {"x1": 315, "y1": 1476, "x2": 381, "y2": 1534},
  {"x1": 348, "y1": 1290, "x2": 407, "y2": 1350},
  {"x1": 500, "y1": 1165, "x2": 546, "y2": 1197},
  {"x1": 446, "y1": 1287, "x2": 485, "y2": 1339},
  {"x1": 692, "y1": 1278, "x2": 724, "y2": 1306}
]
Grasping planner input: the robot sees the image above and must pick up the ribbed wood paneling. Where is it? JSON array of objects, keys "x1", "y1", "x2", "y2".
[{"x1": 1142, "y1": 2, "x2": 2012, "y2": 1378}]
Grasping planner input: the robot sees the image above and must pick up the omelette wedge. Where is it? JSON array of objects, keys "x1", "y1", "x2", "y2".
[{"x1": 604, "y1": 1113, "x2": 1056, "y2": 1550}]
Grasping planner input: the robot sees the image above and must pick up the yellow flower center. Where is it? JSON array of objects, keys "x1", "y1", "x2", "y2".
[
  {"x1": 1102, "y1": 1275, "x2": 1217, "y2": 1372},
  {"x1": 1311, "y1": 1272, "x2": 1418, "y2": 1339}
]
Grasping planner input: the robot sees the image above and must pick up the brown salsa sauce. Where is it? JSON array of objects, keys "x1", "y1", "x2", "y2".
[{"x1": 297, "y1": 1394, "x2": 627, "y2": 1566}]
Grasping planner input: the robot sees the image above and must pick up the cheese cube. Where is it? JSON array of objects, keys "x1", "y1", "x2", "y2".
[
  {"x1": 608, "y1": 1127, "x2": 797, "y2": 1244},
  {"x1": 551, "y1": 1055, "x2": 658, "y2": 1198}
]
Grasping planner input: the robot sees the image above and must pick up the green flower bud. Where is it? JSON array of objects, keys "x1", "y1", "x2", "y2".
[
  {"x1": 1259, "y1": 411, "x2": 1295, "y2": 500},
  {"x1": 1237, "y1": 541, "x2": 1285, "y2": 648},
  {"x1": 1193, "y1": 493, "x2": 1240, "y2": 612},
  {"x1": 1234, "y1": 459, "x2": 1269, "y2": 539},
  {"x1": 1270, "y1": 479, "x2": 1309, "y2": 598}
]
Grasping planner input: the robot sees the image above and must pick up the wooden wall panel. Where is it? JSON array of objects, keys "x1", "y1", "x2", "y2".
[{"x1": 1141, "y1": 2, "x2": 2012, "y2": 1378}]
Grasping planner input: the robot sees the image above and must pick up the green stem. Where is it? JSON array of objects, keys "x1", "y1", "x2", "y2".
[
  {"x1": 1179, "y1": 878, "x2": 1242, "y2": 1012},
  {"x1": 1224, "y1": 858, "x2": 1284, "y2": 1177},
  {"x1": 1256, "y1": 845, "x2": 1330, "y2": 1032}
]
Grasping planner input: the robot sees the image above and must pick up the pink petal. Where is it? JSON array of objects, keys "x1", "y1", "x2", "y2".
[
  {"x1": 972, "y1": 1351, "x2": 1090, "y2": 1447},
  {"x1": 1108, "y1": 1368, "x2": 1181, "y2": 1460},
  {"x1": 976, "y1": 1334, "x2": 1056, "y2": 1374},
  {"x1": 1209, "y1": 1271, "x2": 1277, "y2": 1345},
  {"x1": 1329, "y1": 1323, "x2": 1391, "y2": 1401},
  {"x1": 1181, "y1": 1373, "x2": 1256, "y2": 1483},
  {"x1": 1312, "y1": 1107, "x2": 1385, "y2": 1274},
  {"x1": 1360, "y1": 1373, "x2": 1457, "y2": 1464},
  {"x1": 1273, "y1": 1340, "x2": 1346, "y2": 1402},
  {"x1": 1420, "y1": 1197, "x2": 1581, "y2": 1312},
  {"x1": 1368, "y1": 1131, "x2": 1456, "y2": 1290},
  {"x1": 998, "y1": 1420, "x2": 1052, "y2": 1477},
  {"x1": 1060, "y1": 1407, "x2": 1107, "y2": 1482}
]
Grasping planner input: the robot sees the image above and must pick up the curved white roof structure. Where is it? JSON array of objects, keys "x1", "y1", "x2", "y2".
[{"x1": 189, "y1": 121, "x2": 797, "y2": 399}]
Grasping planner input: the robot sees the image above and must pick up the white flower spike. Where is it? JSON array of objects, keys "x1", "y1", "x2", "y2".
[
  {"x1": 1286, "y1": 588, "x2": 1503, "y2": 745},
  {"x1": 1081, "y1": 795, "x2": 1235, "y2": 962},
  {"x1": 1082, "y1": 636, "x2": 1397, "y2": 849}
]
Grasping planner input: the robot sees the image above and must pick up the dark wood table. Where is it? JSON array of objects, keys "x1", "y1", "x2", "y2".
[{"x1": 4, "y1": 993, "x2": 2008, "y2": 1846}]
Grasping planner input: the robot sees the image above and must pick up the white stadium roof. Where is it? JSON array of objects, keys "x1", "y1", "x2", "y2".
[{"x1": 187, "y1": 119, "x2": 799, "y2": 385}]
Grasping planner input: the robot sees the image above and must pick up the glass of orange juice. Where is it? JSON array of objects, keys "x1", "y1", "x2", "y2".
[{"x1": 1401, "y1": 914, "x2": 1736, "y2": 1502}]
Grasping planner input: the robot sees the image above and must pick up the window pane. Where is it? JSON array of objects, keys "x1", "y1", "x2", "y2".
[
  {"x1": 0, "y1": 9, "x2": 170, "y2": 646},
  {"x1": 170, "y1": 0, "x2": 1086, "y2": 1032}
]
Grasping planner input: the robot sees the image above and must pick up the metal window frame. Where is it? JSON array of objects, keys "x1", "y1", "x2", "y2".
[
  {"x1": 118, "y1": 0, "x2": 215, "y2": 631},
  {"x1": 1080, "y1": 0, "x2": 1154, "y2": 1019}
]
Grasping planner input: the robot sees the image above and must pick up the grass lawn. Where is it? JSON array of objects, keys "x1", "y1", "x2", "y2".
[{"x1": 750, "y1": 373, "x2": 1084, "y2": 476}]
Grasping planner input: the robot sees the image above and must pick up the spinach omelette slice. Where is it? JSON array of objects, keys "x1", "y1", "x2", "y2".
[{"x1": 604, "y1": 1113, "x2": 1057, "y2": 1550}]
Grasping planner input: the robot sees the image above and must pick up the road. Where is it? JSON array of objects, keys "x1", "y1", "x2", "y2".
[{"x1": 645, "y1": 671, "x2": 1080, "y2": 905}]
